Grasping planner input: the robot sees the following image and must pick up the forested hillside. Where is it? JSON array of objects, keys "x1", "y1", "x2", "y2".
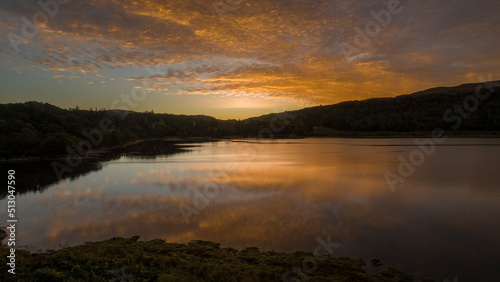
[
  {"x1": 1, "y1": 81, "x2": 499, "y2": 158},
  {"x1": 241, "y1": 81, "x2": 500, "y2": 135},
  {"x1": 0, "y1": 102, "x2": 222, "y2": 157}
]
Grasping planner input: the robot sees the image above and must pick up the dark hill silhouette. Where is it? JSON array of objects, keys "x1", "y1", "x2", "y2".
[
  {"x1": 243, "y1": 80, "x2": 500, "y2": 135},
  {"x1": 1, "y1": 81, "x2": 499, "y2": 158}
]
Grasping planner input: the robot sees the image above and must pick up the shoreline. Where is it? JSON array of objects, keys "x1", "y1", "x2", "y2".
[
  {"x1": 2, "y1": 132, "x2": 500, "y2": 164},
  {"x1": 0, "y1": 231, "x2": 424, "y2": 281},
  {"x1": 0, "y1": 137, "x2": 221, "y2": 164}
]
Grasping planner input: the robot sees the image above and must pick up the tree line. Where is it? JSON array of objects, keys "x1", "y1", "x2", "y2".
[{"x1": 1, "y1": 82, "x2": 499, "y2": 158}]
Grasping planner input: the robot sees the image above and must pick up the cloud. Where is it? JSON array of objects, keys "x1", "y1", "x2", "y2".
[{"x1": 0, "y1": 0, "x2": 499, "y2": 104}]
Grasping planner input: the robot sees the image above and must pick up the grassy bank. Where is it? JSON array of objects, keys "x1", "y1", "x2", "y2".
[{"x1": 0, "y1": 233, "x2": 442, "y2": 281}]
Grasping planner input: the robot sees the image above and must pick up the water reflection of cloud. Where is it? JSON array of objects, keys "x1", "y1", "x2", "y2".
[
  {"x1": 129, "y1": 163, "x2": 392, "y2": 200},
  {"x1": 20, "y1": 158, "x2": 394, "y2": 251},
  {"x1": 131, "y1": 168, "x2": 203, "y2": 190}
]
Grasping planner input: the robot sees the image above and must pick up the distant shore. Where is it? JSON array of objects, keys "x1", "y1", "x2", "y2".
[
  {"x1": 304, "y1": 128, "x2": 500, "y2": 138},
  {"x1": 2, "y1": 132, "x2": 500, "y2": 164},
  {"x1": 0, "y1": 137, "x2": 220, "y2": 164}
]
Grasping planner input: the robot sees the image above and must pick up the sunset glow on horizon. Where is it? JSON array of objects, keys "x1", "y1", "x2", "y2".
[{"x1": 1, "y1": 0, "x2": 499, "y2": 119}]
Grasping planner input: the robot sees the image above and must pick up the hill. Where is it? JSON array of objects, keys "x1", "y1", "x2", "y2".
[
  {"x1": 0, "y1": 103, "x2": 220, "y2": 158},
  {"x1": 1, "y1": 81, "x2": 499, "y2": 158},
  {"x1": 240, "y1": 81, "x2": 500, "y2": 136}
]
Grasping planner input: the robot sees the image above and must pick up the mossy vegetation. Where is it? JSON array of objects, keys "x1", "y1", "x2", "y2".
[{"x1": 0, "y1": 235, "x2": 433, "y2": 281}]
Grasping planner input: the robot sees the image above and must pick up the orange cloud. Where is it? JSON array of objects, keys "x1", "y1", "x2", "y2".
[{"x1": 1, "y1": 0, "x2": 499, "y2": 105}]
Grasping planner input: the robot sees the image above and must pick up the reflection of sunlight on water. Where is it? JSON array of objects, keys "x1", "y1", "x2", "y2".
[{"x1": 1, "y1": 138, "x2": 500, "y2": 280}]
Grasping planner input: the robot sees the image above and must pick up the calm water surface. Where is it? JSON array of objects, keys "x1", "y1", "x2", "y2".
[{"x1": 2, "y1": 138, "x2": 500, "y2": 281}]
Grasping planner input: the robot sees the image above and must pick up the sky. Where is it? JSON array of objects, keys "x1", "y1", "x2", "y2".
[{"x1": 0, "y1": 0, "x2": 499, "y2": 119}]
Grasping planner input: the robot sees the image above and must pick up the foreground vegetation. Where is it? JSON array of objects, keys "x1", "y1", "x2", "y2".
[{"x1": 0, "y1": 233, "x2": 439, "y2": 281}]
